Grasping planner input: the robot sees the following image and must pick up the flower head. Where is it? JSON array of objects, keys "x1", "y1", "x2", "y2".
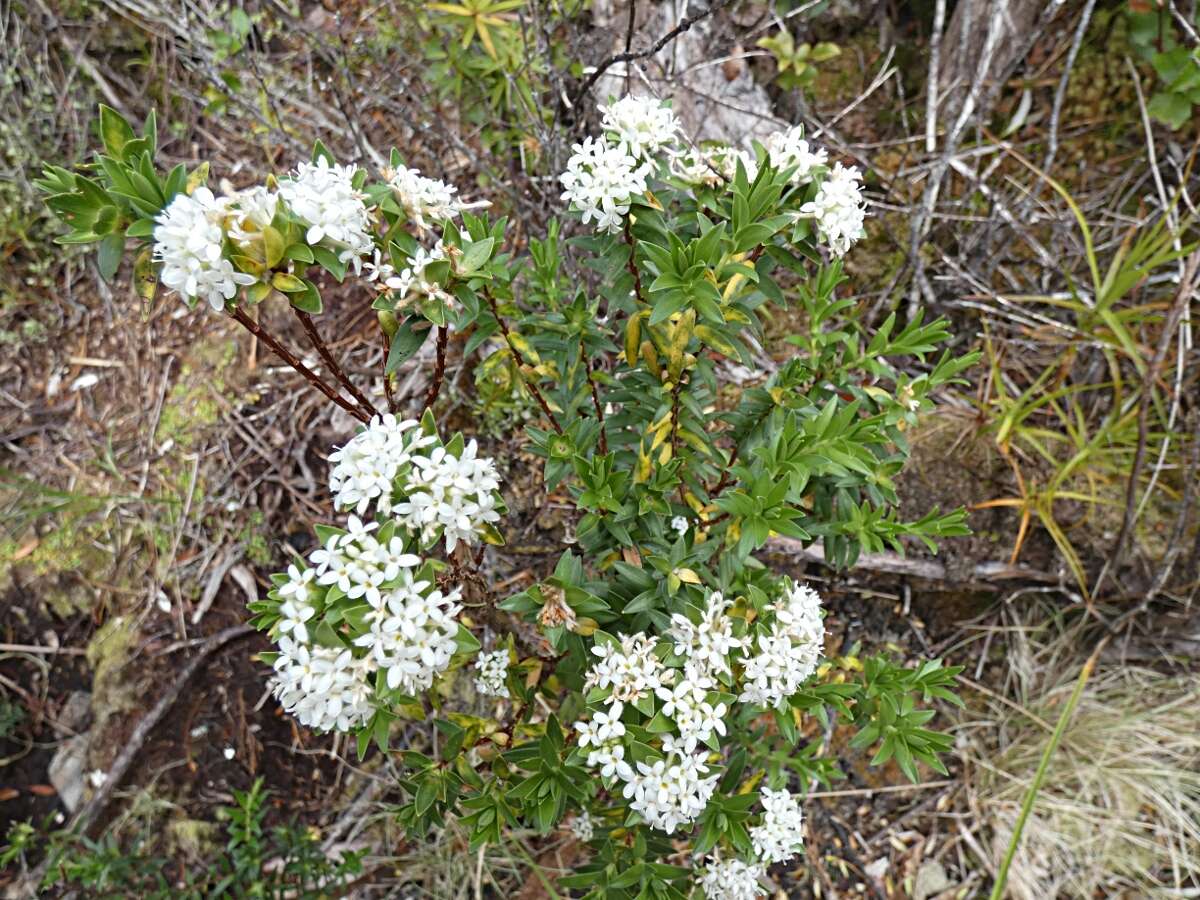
[
  {"x1": 799, "y1": 162, "x2": 866, "y2": 256},
  {"x1": 559, "y1": 136, "x2": 651, "y2": 234},
  {"x1": 474, "y1": 648, "x2": 511, "y2": 698},
  {"x1": 699, "y1": 857, "x2": 767, "y2": 900},
  {"x1": 152, "y1": 187, "x2": 255, "y2": 311},
  {"x1": 387, "y1": 165, "x2": 463, "y2": 230},
  {"x1": 599, "y1": 94, "x2": 681, "y2": 160},
  {"x1": 278, "y1": 158, "x2": 375, "y2": 271},
  {"x1": 749, "y1": 786, "x2": 806, "y2": 864},
  {"x1": 393, "y1": 440, "x2": 503, "y2": 552}
]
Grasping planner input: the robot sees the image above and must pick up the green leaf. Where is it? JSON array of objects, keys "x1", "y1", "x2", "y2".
[
  {"x1": 457, "y1": 237, "x2": 495, "y2": 276},
  {"x1": 271, "y1": 272, "x2": 307, "y2": 293},
  {"x1": 1147, "y1": 91, "x2": 1193, "y2": 130},
  {"x1": 97, "y1": 234, "x2": 125, "y2": 281},
  {"x1": 290, "y1": 280, "x2": 323, "y2": 314},
  {"x1": 98, "y1": 105, "x2": 136, "y2": 160},
  {"x1": 386, "y1": 317, "x2": 430, "y2": 374}
]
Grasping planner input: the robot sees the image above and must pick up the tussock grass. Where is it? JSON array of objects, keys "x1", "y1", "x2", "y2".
[{"x1": 964, "y1": 618, "x2": 1200, "y2": 898}]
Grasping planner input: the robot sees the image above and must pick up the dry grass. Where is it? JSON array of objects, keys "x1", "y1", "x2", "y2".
[{"x1": 962, "y1": 614, "x2": 1200, "y2": 898}]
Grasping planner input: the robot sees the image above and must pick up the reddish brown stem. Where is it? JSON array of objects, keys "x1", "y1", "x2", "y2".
[
  {"x1": 484, "y1": 289, "x2": 564, "y2": 435},
  {"x1": 585, "y1": 356, "x2": 609, "y2": 454},
  {"x1": 230, "y1": 307, "x2": 369, "y2": 423},
  {"x1": 293, "y1": 307, "x2": 377, "y2": 418},
  {"x1": 423, "y1": 325, "x2": 449, "y2": 413},
  {"x1": 378, "y1": 321, "x2": 398, "y2": 414},
  {"x1": 623, "y1": 216, "x2": 646, "y2": 305}
]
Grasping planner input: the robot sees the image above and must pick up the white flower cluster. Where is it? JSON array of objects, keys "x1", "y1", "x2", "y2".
[
  {"x1": 311, "y1": 517, "x2": 462, "y2": 695},
  {"x1": 474, "y1": 648, "x2": 511, "y2": 698},
  {"x1": 699, "y1": 857, "x2": 767, "y2": 900},
  {"x1": 393, "y1": 441, "x2": 502, "y2": 553},
  {"x1": 762, "y1": 126, "x2": 828, "y2": 184},
  {"x1": 278, "y1": 158, "x2": 375, "y2": 270},
  {"x1": 668, "y1": 591, "x2": 744, "y2": 679},
  {"x1": 575, "y1": 631, "x2": 722, "y2": 832},
  {"x1": 600, "y1": 94, "x2": 681, "y2": 160},
  {"x1": 227, "y1": 185, "x2": 279, "y2": 246},
  {"x1": 749, "y1": 786, "x2": 806, "y2": 864},
  {"x1": 622, "y1": 750, "x2": 719, "y2": 833},
  {"x1": 329, "y1": 414, "x2": 437, "y2": 517},
  {"x1": 798, "y1": 161, "x2": 866, "y2": 256},
  {"x1": 559, "y1": 136, "x2": 651, "y2": 234},
  {"x1": 264, "y1": 413, "x2": 504, "y2": 733},
  {"x1": 329, "y1": 417, "x2": 503, "y2": 554},
  {"x1": 272, "y1": 636, "x2": 375, "y2": 732},
  {"x1": 385, "y1": 242, "x2": 452, "y2": 306},
  {"x1": 387, "y1": 165, "x2": 463, "y2": 230},
  {"x1": 571, "y1": 583, "x2": 824, "y2": 838},
  {"x1": 738, "y1": 580, "x2": 825, "y2": 709},
  {"x1": 569, "y1": 809, "x2": 596, "y2": 842},
  {"x1": 152, "y1": 187, "x2": 254, "y2": 312}
]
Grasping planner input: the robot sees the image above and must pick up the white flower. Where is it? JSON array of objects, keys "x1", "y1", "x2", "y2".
[
  {"x1": 592, "y1": 702, "x2": 627, "y2": 743},
  {"x1": 799, "y1": 162, "x2": 867, "y2": 256},
  {"x1": 328, "y1": 414, "x2": 436, "y2": 517},
  {"x1": 271, "y1": 637, "x2": 374, "y2": 732},
  {"x1": 750, "y1": 786, "x2": 806, "y2": 864},
  {"x1": 559, "y1": 136, "x2": 651, "y2": 234},
  {"x1": 569, "y1": 809, "x2": 597, "y2": 842},
  {"x1": 227, "y1": 185, "x2": 279, "y2": 245},
  {"x1": 586, "y1": 742, "x2": 634, "y2": 781},
  {"x1": 385, "y1": 241, "x2": 451, "y2": 305},
  {"x1": 621, "y1": 751, "x2": 719, "y2": 833},
  {"x1": 763, "y1": 126, "x2": 828, "y2": 184},
  {"x1": 584, "y1": 632, "x2": 667, "y2": 704},
  {"x1": 278, "y1": 158, "x2": 375, "y2": 271},
  {"x1": 278, "y1": 564, "x2": 316, "y2": 606},
  {"x1": 152, "y1": 187, "x2": 255, "y2": 311},
  {"x1": 699, "y1": 857, "x2": 767, "y2": 900},
  {"x1": 671, "y1": 515, "x2": 689, "y2": 535},
  {"x1": 393, "y1": 440, "x2": 503, "y2": 553},
  {"x1": 474, "y1": 648, "x2": 511, "y2": 698},
  {"x1": 354, "y1": 580, "x2": 463, "y2": 695},
  {"x1": 362, "y1": 248, "x2": 395, "y2": 286},
  {"x1": 387, "y1": 165, "x2": 464, "y2": 230},
  {"x1": 738, "y1": 581, "x2": 824, "y2": 709},
  {"x1": 668, "y1": 591, "x2": 744, "y2": 679},
  {"x1": 599, "y1": 94, "x2": 681, "y2": 160},
  {"x1": 277, "y1": 565, "x2": 316, "y2": 644},
  {"x1": 671, "y1": 144, "x2": 743, "y2": 186}
]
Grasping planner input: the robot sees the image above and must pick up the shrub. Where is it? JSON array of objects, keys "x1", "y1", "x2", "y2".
[{"x1": 39, "y1": 96, "x2": 975, "y2": 898}]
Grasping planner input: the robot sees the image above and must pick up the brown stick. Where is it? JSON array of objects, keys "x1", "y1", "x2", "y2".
[
  {"x1": 423, "y1": 325, "x2": 449, "y2": 413},
  {"x1": 230, "y1": 307, "x2": 369, "y2": 423},
  {"x1": 571, "y1": 0, "x2": 736, "y2": 107},
  {"x1": 484, "y1": 289, "x2": 564, "y2": 435},
  {"x1": 293, "y1": 307, "x2": 377, "y2": 418}
]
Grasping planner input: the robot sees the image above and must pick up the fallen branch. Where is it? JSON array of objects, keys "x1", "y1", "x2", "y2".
[{"x1": 766, "y1": 537, "x2": 1057, "y2": 587}]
